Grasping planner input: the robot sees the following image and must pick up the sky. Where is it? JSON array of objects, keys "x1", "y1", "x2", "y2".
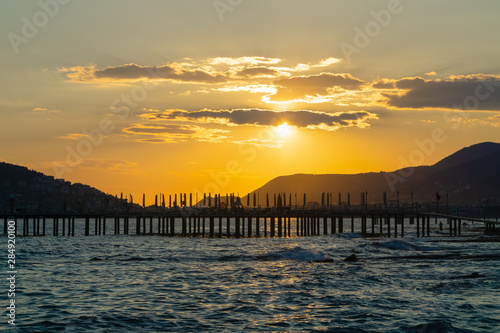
[{"x1": 1, "y1": 0, "x2": 500, "y2": 204}]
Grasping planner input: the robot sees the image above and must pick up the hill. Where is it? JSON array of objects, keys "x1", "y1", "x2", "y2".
[
  {"x1": 0, "y1": 162, "x2": 131, "y2": 214},
  {"x1": 245, "y1": 142, "x2": 500, "y2": 206}
]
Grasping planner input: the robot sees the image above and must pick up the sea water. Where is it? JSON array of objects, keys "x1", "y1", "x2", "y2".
[{"x1": 8, "y1": 218, "x2": 500, "y2": 332}]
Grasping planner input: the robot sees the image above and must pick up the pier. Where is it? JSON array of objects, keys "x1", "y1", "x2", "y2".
[{"x1": 2, "y1": 208, "x2": 498, "y2": 238}]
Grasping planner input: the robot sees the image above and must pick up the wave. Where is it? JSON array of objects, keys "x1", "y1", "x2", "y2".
[
  {"x1": 89, "y1": 256, "x2": 155, "y2": 262},
  {"x1": 336, "y1": 232, "x2": 364, "y2": 239},
  {"x1": 374, "y1": 239, "x2": 420, "y2": 251},
  {"x1": 427, "y1": 280, "x2": 476, "y2": 295},
  {"x1": 258, "y1": 246, "x2": 332, "y2": 262},
  {"x1": 401, "y1": 319, "x2": 473, "y2": 332}
]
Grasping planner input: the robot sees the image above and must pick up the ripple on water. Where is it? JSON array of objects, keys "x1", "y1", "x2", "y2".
[{"x1": 15, "y1": 235, "x2": 500, "y2": 332}]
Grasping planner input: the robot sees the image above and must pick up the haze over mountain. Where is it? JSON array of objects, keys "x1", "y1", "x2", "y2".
[{"x1": 245, "y1": 142, "x2": 500, "y2": 206}]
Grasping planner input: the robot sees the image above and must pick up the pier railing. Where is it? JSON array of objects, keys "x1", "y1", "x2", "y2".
[{"x1": 2, "y1": 208, "x2": 498, "y2": 238}]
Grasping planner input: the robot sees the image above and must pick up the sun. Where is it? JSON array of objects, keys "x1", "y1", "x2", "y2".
[{"x1": 275, "y1": 122, "x2": 292, "y2": 137}]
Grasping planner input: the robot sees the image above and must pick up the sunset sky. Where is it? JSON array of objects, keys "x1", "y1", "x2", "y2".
[{"x1": 1, "y1": 0, "x2": 500, "y2": 204}]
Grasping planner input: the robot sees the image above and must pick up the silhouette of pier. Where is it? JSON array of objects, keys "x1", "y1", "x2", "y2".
[{"x1": 2, "y1": 207, "x2": 498, "y2": 238}]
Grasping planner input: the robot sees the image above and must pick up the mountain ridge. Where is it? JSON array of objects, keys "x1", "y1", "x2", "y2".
[
  {"x1": 245, "y1": 142, "x2": 500, "y2": 205},
  {"x1": 431, "y1": 141, "x2": 500, "y2": 171}
]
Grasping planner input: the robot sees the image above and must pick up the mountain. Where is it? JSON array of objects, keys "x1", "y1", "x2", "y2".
[
  {"x1": 431, "y1": 142, "x2": 500, "y2": 171},
  {"x1": 245, "y1": 142, "x2": 500, "y2": 206},
  {"x1": 0, "y1": 162, "x2": 132, "y2": 214}
]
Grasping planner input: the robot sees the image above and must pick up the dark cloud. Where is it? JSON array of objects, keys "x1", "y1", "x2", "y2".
[
  {"x1": 382, "y1": 76, "x2": 500, "y2": 110},
  {"x1": 236, "y1": 67, "x2": 279, "y2": 77},
  {"x1": 372, "y1": 81, "x2": 396, "y2": 89},
  {"x1": 138, "y1": 138, "x2": 170, "y2": 143},
  {"x1": 123, "y1": 124, "x2": 196, "y2": 135},
  {"x1": 268, "y1": 73, "x2": 366, "y2": 102},
  {"x1": 143, "y1": 108, "x2": 378, "y2": 130},
  {"x1": 68, "y1": 63, "x2": 227, "y2": 83}
]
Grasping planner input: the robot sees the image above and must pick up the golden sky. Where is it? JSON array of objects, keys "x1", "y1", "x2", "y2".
[{"x1": 1, "y1": 0, "x2": 500, "y2": 204}]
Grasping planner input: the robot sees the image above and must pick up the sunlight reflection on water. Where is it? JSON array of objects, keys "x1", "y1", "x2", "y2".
[{"x1": 16, "y1": 233, "x2": 500, "y2": 332}]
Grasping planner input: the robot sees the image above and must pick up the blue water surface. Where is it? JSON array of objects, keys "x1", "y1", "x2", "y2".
[{"x1": 8, "y1": 220, "x2": 500, "y2": 332}]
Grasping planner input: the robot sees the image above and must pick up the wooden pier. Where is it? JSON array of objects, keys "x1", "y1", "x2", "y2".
[{"x1": 2, "y1": 208, "x2": 497, "y2": 238}]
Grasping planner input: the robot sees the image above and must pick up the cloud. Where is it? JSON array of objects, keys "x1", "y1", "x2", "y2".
[
  {"x1": 57, "y1": 133, "x2": 88, "y2": 140},
  {"x1": 313, "y1": 57, "x2": 342, "y2": 67},
  {"x1": 123, "y1": 123, "x2": 196, "y2": 135},
  {"x1": 266, "y1": 73, "x2": 367, "y2": 103},
  {"x1": 488, "y1": 114, "x2": 500, "y2": 127},
  {"x1": 60, "y1": 63, "x2": 227, "y2": 83},
  {"x1": 208, "y1": 56, "x2": 282, "y2": 66},
  {"x1": 272, "y1": 57, "x2": 342, "y2": 74},
  {"x1": 141, "y1": 108, "x2": 378, "y2": 131},
  {"x1": 79, "y1": 159, "x2": 138, "y2": 172},
  {"x1": 122, "y1": 123, "x2": 229, "y2": 143},
  {"x1": 371, "y1": 80, "x2": 396, "y2": 89},
  {"x1": 58, "y1": 57, "x2": 346, "y2": 88},
  {"x1": 217, "y1": 84, "x2": 276, "y2": 94},
  {"x1": 32, "y1": 107, "x2": 60, "y2": 114},
  {"x1": 43, "y1": 159, "x2": 139, "y2": 174},
  {"x1": 381, "y1": 75, "x2": 500, "y2": 110},
  {"x1": 236, "y1": 67, "x2": 280, "y2": 78},
  {"x1": 56, "y1": 57, "x2": 349, "y2": 101},
  {"x1": 232, "y1": 139, "x2": 283, "y2": 149},
  {"x1": 460, "y1": 114, "x2": 500, "y2": 128}
]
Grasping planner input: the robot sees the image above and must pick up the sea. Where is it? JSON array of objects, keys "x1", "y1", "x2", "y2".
[{"x1": 7, "y1": 217, "x2": 500, "y2": 332}]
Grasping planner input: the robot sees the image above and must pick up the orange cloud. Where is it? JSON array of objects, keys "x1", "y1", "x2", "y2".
[
  {"x1": 265, "y1": 73, "x2": 367, "y2": 103},
  {"x1": 57, "y1": 133, "x2": 88, "y2": 140},
  {"x1": 140, "y1": 108, "x2": 378, "y2": 131},
  {"x1": 208, "y1": 56, "x2": 282, "y2": 66},
  {"x1": 32, "y1": 107, "x2": 60, "y2": 114},
  {"x1": 43, "y1": 159, "x2": 139, "y2": 174},
  {"x1": 232, "y1": 138, "x2": 283, "y2": 149},
  {"x1": 122, "y1": 123, "x2": 229, "y2": 143}
]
